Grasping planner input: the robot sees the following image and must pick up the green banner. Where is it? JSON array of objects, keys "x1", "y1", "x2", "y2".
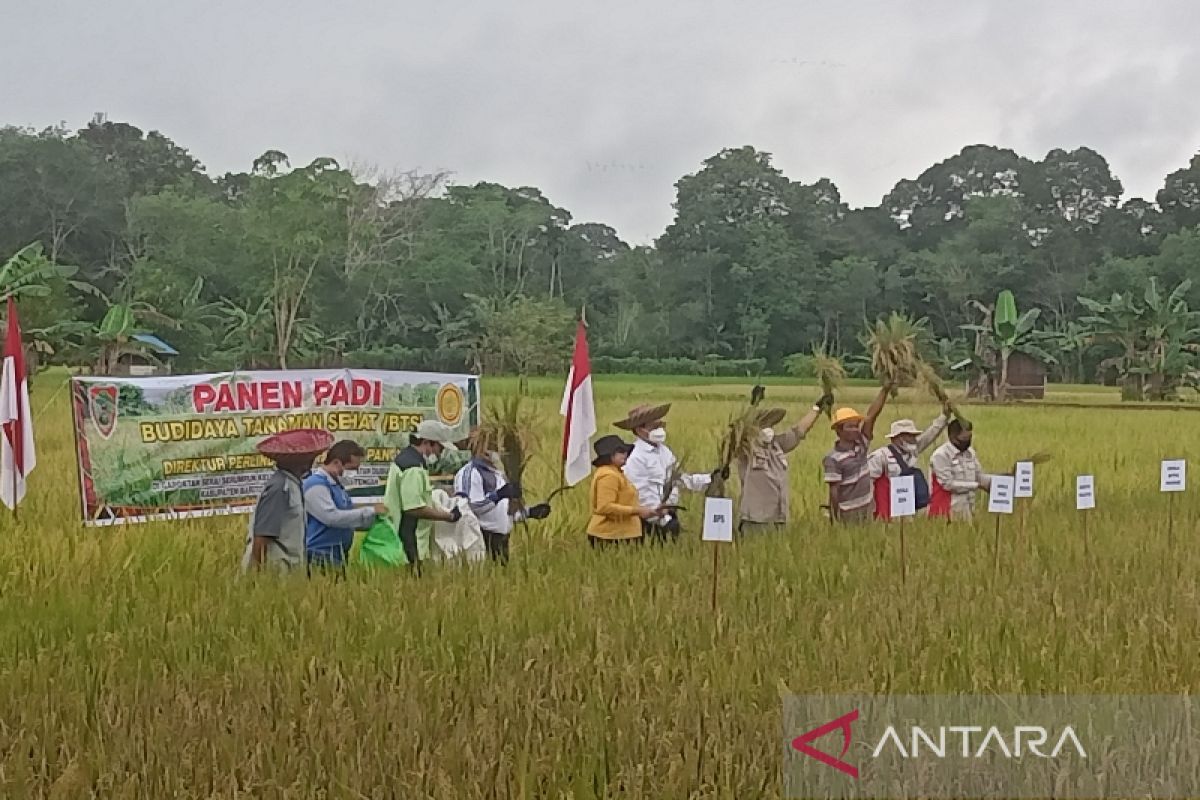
[{"x1": 70, "y1": 368, "x2": 479, "y2": 525}]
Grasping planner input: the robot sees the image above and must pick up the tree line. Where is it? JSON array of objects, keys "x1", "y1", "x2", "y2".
[{"x1": 2, "y1": 114, "x2": 1200, "y2": 398}]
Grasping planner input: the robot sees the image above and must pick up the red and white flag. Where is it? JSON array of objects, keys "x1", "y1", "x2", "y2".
[
  {"x1": 559, "y1": 320, "x2": 596, "y2": 486},
  {"x1": 1, "y1": 297, "x2": 36, "y2": 509}
]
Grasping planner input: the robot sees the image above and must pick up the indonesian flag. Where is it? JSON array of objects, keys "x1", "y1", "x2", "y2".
[
  {"x1": 1, "y1": 297, "x2": 35, "y2": 509},
  {"x1": 559, "y1": 320, "x2": 596, "y2": 486}
]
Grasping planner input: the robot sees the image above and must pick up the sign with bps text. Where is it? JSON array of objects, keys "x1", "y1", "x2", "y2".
[{"x1": 70, "y1": 369, "x2": 479, "y2": 525}]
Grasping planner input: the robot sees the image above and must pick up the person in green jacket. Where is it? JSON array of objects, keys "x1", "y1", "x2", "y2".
[{"x1": 385, "y1": 419, "x2": 461, "y2": 575}]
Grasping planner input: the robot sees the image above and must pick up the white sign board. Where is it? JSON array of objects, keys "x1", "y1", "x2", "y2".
[
  {"x1": 702, "y1": 497, "x2": 735, "y2": 542},
  {"x1": 1014, "y1": 461, "x2": 1035, "y2": 498},
  {"x1": 1076, "y1": 475, "x2": 1095, "y2": 511},
  {"x1": 890, "y1": 475, "x2": 916, "y2": 519},
  {"x1": 1161, "y1": 460, "x2": 1186, "y2": 493},
  {"x1": 988, "y1": 476, "x2": 1015, "y2": 514}
]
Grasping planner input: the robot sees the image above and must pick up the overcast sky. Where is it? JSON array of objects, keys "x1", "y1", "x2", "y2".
[{"x1": 4, "y1": 0, "x2": 1199, "y2": 243}]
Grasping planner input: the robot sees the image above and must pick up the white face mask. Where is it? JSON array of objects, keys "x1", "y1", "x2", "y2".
[
  {"x1": 647, "y1": 427, "x2": 667, "y2": 445},
  {"x1": 758, "y1": 428, "x2": 775, "y2": 446},
  {"x1": 425, "y1": 452, "x2": 440, "y2": 467},
  {"x1": 343, "y1": 468, "x2": 358, "y2": 480}
]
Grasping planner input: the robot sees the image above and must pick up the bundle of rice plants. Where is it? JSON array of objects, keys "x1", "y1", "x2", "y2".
[
  {"x1": 707, "y1": 406, "x2": 759, "y2": 498},
  {"x1": 812, "y1": 346, "x2": 845, "y2": 416},
  {"x1": 862, "y1": 313, "x2": 927, "y2": 392},
  {"x1": 472, "y1": 394, "x2": 538, "y2": 500}
]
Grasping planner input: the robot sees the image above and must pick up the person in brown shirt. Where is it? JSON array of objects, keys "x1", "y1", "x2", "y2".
[{"x1": 737, "y1": 395, "x2": 831, "y2": 534}]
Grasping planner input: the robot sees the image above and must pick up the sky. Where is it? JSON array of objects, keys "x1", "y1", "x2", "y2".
[{"x1": 4, "y1": 0, "x2": 1199, "y2": 244}]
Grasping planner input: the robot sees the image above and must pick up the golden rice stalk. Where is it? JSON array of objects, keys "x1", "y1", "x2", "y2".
[
  {"x1": 863, "y1": 313, "x2": 926, "y2": 391},
  {"x1": 472, "y1": 394, "x2": 537, "y2": 491},
  {"x1": 707, "y1": 406, "x2": 759, "y2": 498},
  {"x1": 661, "y1": 456, "x2": 688, "y2": 504},
  {"x1": 916, "y1": 361, "x2": 950, "y2": 406},
  {"x1": 812, "y1": 346, "x2": 845, "y2": 416}
]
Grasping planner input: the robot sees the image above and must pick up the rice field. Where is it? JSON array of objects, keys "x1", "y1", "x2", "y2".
[{"x1": 2, "y1": 373, "x2": 1199, "y2": 798}]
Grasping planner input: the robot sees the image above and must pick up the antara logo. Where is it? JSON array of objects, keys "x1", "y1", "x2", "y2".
[{"x1": 791, "y1": 709, "x2": 1087, "y2": 778}]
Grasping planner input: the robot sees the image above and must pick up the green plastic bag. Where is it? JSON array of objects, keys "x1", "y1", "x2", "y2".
[{"x1": 358, "y1": 517, "x2": 406, "y2": 568}]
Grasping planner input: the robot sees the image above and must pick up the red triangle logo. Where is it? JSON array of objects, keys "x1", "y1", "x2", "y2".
[{"x1": 790, "y1": 709, "x2": 859, "y2": 779}]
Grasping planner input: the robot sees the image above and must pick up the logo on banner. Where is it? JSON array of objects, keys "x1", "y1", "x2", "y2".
[
  {"x1": 436, "y1": 383, "x2": 464, "y2": 426},
  {"x1": 88, "y1": 384, "x2": 120, "y2": 439}
]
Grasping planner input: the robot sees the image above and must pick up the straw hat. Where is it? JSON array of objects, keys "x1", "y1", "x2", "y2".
[
  {"x1": 256, "y1": 428, "x2": 334, "y2": 457},
  {"x1": 414, "y1": 419, "x2": 457, "y2": 446},
  {"x1": 830, "y1": 407, "x2": 864, "y2": 429},
  {"x1": 613, "y1": 403, "x2": 671, "y2": 431},
  {"x1": 886, "y1": 419, "x2": 922, "y2": 439},
  {"x1": 755, "y1": 407, "x2": 786, "y2": 429}
]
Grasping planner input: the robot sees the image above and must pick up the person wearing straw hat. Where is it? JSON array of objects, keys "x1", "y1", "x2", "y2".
[
  {"x1": 821, "y1": 386, "x2": 891, "y2": 524},
  {"x1": 736, "y1": 399, "x2": 828, "y2": 534},
  {"x1": 868, "y1": 404, "x2": 951, "y2": 521},
  {"x1": 587, "y1": 434, "x2": 660, "y2": 548},
  {"x1": 243, "y1": 428, "x2": 334, "y2": 573},
  {"x1": 616, "y1": 403, "x2": 717, "y2": 544}
]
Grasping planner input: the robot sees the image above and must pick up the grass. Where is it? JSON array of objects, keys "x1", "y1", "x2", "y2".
[{"x1": 2, "y1": 373, "x2": 1199, "y2": 797}]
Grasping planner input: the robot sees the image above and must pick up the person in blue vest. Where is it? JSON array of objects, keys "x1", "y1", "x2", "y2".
[{"x1": 303, "y1": 439, "x2": 387, "y2": 573}]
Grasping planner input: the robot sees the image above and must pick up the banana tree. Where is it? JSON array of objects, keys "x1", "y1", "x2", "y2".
[
  {"x1": 0, "y1": 242, "x2": 98, "y2": 303},
  {"x1": 1079, "y1": 278, "x2": 1200, "y2": 401},
  {"x1": 962, "y1": 290, "x2": 1055, "y2": 400}
]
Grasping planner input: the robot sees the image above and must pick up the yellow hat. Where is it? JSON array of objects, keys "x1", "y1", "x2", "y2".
[{"x1": 830, "y1": 407, "x2": 863, "y2": 429}]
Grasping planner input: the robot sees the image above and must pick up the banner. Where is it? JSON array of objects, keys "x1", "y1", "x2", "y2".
[{"x1": 70, "y1": 369, "x2": 479, "y2": 525}]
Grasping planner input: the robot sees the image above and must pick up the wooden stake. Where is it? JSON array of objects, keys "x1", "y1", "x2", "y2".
[
  {"x1": 899, "y1": 517, "x2": 907, "y2": 585},
  {"x1": 1082, "y1": 511, "x2": 1090, "y2": 560},
  {"x1": 710, "y1": 544, "x2": 720, "y2": 613},
  {"x1": 993, "y1": 515, "x2": 1002, "y2": 577},
  {"x1": 1168, "y1": 492, "x2": 1176, "y2": 548}
]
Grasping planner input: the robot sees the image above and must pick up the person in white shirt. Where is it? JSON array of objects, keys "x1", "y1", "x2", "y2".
[
  {"x1": 453, "y1": 449, "x2": 550, "y2": 564},
  {"x1": 614, "y1": 403, "x2": 718, "y2": 544},
  {"x1": 867, "y1": 406, "x2": 951, "y2": 521}
]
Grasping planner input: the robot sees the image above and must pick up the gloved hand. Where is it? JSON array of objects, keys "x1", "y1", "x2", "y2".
[
  {"x1": 815, "y1": 392, "x2": 835, "y2": 413},
  {"x1": 711, "y1": 465, "x2": 730, "y2": 481},
  {"x1": 448, "y1": 506, "x2": 462, "y2": 523},
  {"x1": 750, "y1": 384, "x2": 766, "y2": 406},
  {"x1": 526, "y1": 503, "x2": 551, "y2": 520},
  {"x1": 497, "y1": 482, "x2": 522, "y2": 501}
]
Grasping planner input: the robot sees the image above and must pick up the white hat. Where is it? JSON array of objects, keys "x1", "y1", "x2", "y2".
[
  {"x1": 886, "y1": 419, "x2": 922, "y2": 439},
  {"x1": 415, "y1": 419, "x2": 457, "y2": 446}
]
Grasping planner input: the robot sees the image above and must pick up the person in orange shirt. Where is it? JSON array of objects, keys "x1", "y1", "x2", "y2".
[{"x1": 587, "y1": 435, "x2": 659, "y2": 548}]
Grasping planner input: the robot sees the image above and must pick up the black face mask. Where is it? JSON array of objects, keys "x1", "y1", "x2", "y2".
[{"x1": 953, "y1": 438, "x2": 972, "y2": 452}]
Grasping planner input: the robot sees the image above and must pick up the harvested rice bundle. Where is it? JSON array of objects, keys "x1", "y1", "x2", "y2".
[
  {"x1": 812, "y1": 346, "x2": 845, "y2": 416},
  {"x1": 863, "y1": 313, "x2": 927, "y2": 392},
  {"x1": 472, "y1": 394, "x2": 538, "y2": 505},
  {"x1": 707, "y1": 405, "x2": 759, "y2": 498}
]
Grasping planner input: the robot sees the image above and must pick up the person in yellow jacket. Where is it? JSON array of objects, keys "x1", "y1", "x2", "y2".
[{"x1": 587, "y1": 435, "x2": 659, "y2": 548}]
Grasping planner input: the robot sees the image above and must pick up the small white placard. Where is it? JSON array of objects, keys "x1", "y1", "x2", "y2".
[
  {"x1": 890, "y1": 475, "x2": 916, "y2": 518},
  {"x1": 1161, "y1": 459, "x2": 1186, "y2": 493},
  {"x1": 988, "y1": 475, "x2": 1015, "y2": 514},
  {"x1": 702, "y1": 497, "x2": 734, "y2": 542},
  {"x1": 1014, "y1": 461, "x2": 1035, "y2": 498},
  {"x1": 1076, "y1": 475, "x2": 1095, "y2": 510}
]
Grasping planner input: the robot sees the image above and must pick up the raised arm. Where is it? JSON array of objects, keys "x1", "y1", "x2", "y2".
[
  {"x1": 776, "y1": 403, "x2": 823, "y2": 453},
  {"x1": 861, "y1": 385, "x2": 891, "y2": 441},
  {"x1": 915, "y1": 413, "x2": 950, "y2": 454}
]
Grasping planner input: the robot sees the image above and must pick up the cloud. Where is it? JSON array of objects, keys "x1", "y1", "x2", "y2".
[{"x1": 2, "y1": 0, "x2": 1197, "y2": 243}]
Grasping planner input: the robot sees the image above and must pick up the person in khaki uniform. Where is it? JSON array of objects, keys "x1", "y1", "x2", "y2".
[{"x1": 736, "y1": 396, "x2": 830, "y2": 535}]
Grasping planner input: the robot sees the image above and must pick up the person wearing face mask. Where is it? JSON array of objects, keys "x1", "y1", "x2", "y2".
[
  {"x1": 615, "y1": 403, "x2": 716, "y2": 544},
  {"x1": 822, "y1": 385, "x2": 892, "y2": 524},
  {"x1": 736, "y1": 398, "x2": 830, "y2": 534},
  {"x1": 868, "y1": 404, "x2": 952, "y2": 521},
  {"x1": 385, "y1": 420, "x2": 463, "y2": 574},
  {"x1": 928, "y1": 418, "x2": 992, "y2": 520},
  {"x1": 303, "y1": 439, "x2": 388, "y2": 573}
]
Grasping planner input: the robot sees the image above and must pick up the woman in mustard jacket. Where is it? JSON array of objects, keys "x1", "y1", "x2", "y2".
[{"x1": 587, "y1": 435, "x2": 658, "y2": 548}]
